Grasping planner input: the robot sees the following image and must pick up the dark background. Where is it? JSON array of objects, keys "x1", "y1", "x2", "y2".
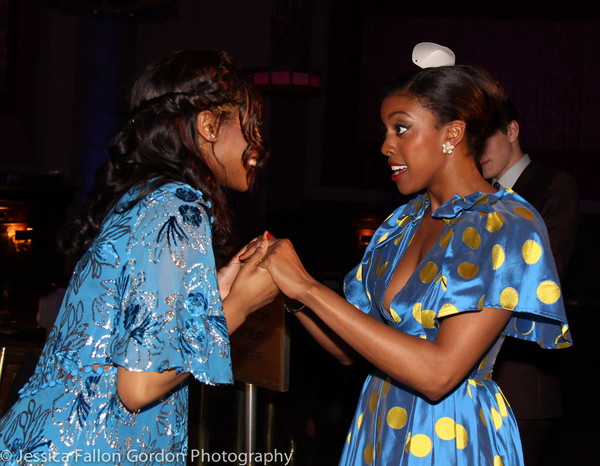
[{"x1": 1, "y1": 1, "x2": 598, "y2": 464}]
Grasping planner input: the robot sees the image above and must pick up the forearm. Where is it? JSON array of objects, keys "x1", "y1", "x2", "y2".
[
  {"x1": 294, "y1": 308, "x2": 356, "y2": 365},
  {"x1": 116, "y1": 367, "x2": 189, "y2": 411},
  {"x1": 298, "y1": 282, "x2": 509, "y2": 400},
  {"x1": 222, "y1": 294, "x2": 250, "y2": 334}
]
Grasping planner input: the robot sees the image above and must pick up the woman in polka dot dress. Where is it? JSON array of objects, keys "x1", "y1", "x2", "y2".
[{"x1": 251, "y1": 65, "x2": 571, "y2": 465}]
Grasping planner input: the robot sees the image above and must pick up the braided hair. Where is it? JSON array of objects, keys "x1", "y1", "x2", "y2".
[{"x1": 58, "y1": 50, "x2": 267, "y2": 266}]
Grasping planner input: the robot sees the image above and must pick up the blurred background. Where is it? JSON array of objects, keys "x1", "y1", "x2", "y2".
[{"x1": 1, "y1": 1, "x2": 598, "y2": 464}]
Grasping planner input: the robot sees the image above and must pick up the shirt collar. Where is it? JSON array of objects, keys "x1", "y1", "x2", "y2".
[{"x1": 494, "y1": 153, "x2": 531, "y2": 189}]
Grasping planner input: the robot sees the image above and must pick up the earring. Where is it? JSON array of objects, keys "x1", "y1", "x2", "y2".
[
  {"x1": 209, "y1": 134, "x2": 215, "y2": 139},
  {"x1": 442, "y1": 142, "x2": 455, "y2": 154}
]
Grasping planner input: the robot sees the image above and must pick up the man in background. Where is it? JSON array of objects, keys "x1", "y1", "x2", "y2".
[{"x1": 481, "y1": 98, "x2": 579, "y2": 465}]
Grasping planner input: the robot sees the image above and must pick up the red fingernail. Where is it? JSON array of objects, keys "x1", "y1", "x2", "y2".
[{"x1": 266, "y1": 231, "x2": 271, "y2": 240}]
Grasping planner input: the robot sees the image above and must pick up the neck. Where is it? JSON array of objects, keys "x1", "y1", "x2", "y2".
[{"x1": 427, "y1": 155, "x2": 493, "y2": 212}]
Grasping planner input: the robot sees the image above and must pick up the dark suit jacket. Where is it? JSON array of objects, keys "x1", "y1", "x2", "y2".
[{"x1": 493, "y1": 159, "x2": 579, "y2": 419}]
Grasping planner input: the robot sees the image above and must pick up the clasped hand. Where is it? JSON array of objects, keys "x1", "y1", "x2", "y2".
[{"x1": 238, "y1": 234, "x2": 316, "y2": 302}]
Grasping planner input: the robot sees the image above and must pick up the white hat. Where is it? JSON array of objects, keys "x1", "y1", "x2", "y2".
[{"x1": 412, "y1": 43, "x2": 455, "y2": 68}]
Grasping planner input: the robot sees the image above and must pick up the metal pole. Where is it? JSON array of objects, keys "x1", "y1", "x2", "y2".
[{"x1": 245, "y1": 383, "x2": 257, "y2": 466}]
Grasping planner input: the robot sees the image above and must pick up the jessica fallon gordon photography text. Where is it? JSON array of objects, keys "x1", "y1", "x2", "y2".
[
  {"x1": 190, "y1": 449, "x2": 293, "y2": 465},
  {"x1": 3, "y1": 449, "x2": 293, "y2": 464}
]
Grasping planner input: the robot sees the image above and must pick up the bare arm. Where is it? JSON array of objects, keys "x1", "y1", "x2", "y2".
[
  {"x1": 117, "y1": 240, "x2": 279, "y2": 411},
  {"x1": 259, "y1": 239, "x2": 511, "y2": 400},
  {"x1": 117, "y1": 368, "x2": 189, "y2": 412}
]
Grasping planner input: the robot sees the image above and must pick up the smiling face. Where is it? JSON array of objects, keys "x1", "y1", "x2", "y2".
[
  {"x1": 209, "y1": 117, "x2": 258, "y2": 192},
  {"x1": 380, "y1": 94, "x2": 450, "y2": 196}
]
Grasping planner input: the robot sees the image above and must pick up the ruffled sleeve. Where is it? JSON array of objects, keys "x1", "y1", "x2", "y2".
[
  {"x1": 108, "y1": 183, "x2": 233, "y2": 384},
  {"x1": 434, "y1": 191, "x2": 571, "y2": 349}
]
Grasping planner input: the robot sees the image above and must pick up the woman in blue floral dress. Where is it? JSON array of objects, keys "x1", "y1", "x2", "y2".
[
  {"x1": 252, "y1": 66, "x2": 572, "y2": 465},
  {"x1": 0, "y1": 50, "x2": 278, "y2": 465}
]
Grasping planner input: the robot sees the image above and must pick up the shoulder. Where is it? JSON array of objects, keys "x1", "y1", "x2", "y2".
[{"x1": 441, "y1": 190, "x2": 550, "y2": 261}]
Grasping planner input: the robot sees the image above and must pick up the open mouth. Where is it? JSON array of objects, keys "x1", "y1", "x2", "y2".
[{"x1": 390, "y1": 164, "x2": 407, "y2": 173}]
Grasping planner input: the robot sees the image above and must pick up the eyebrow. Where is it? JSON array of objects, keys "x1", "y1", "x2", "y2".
[{"x1": 386, "y1": 110, "x2": 411, "y2": 119}]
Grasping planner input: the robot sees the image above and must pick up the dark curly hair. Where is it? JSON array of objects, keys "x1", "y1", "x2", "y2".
[
  {"x1": 383, "y1": 65, "x2": 506, "y2": 160},
  {"x1": 58, "y1": 50, "x2": 268, "y2": 266}
]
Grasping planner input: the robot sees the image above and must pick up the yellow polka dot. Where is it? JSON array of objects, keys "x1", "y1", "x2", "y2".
[
  {"x1": 378, "y1": 261, "x2": 389, "y2": 279},
  {"x1": 467, "y1": 384, "x2": 472, "y2": 398},
  {"x1": 377, "y1": 232, "x2": 389, "y2": 244},
  {"x1": 364, "y1": 443, "x2": 374, "y2": 465},
  {"x1": 394, "y1": 231, "x2": 406, "y2": 245},
  {"x1": 514, "y1": 206, "x2": 534, "y2": 220},
  {"x1": 377, "y1": 416, "x2": 381, "y2": 433},
  {"x1": 458, "y1": 262, "x2": 479, "y2": 279},
  {"x1": 420, "y1": 262, "x2": 438, "y2": 283},
  {"x1": 366, "y1": 290, "x2": 371, "y2": 302},
  {"x1": 382, "y1": 377, "x2": 391, "y2": 398},
  {"x1": 390, "y1": 308, "x2": 402, "y2": 323},
  {"x1": 522, "y1": 240, "x2": 542, "y2": 264},
  {"x1": 492, "y1": 245, "x2": 505, "y2": 270},
  {"x1": 439, "y1": 303, "x2": 459, "y2": 318},
  {"x1": 478, "y1": 355, "x2": 488, "y2": 370},
  {"x1": 491, "y1": 407, "x2": 503, "y2": 430},
  {"x1": 357, "y1": 412, "x2": 364, "y2": 430},
  {"x1": 412, "y1": 303, "x2": 423, "y2": 323},
  {"x1": 387, "y1": 407, "x2": 408, "y2": 429},
  {"x1": 398, "y1": 216, "x2": 412, "y2": 228},
  {"x1": 496, "y1": 393, "x2": 508, "y2": 417},
  {"x1": 347, "y1": 431, "x2": 351, "y2": 445},
  {"x1": 440, "y1": 275, "x2": 447, "y2": 292},
  {"x1": 405, "y1": 433, "x2": 411, "y2": 453},
  {"x1": 479, "y1": 407, "x2": 487, "y2": 427},
  {"x1": 494, "y1": 455, "x2": 504, "y2": 466},
  {"x1": 376, "y1": 441, "x2": 381, "y2": 459},
  {"x1": 537, "y1": 281, "x2": 561, "y2": 304},
  {"x1": 435, "y1": 417, "x2": 456, "y2": 441},
  {"x1": 369, "y1": 392, "x2": 379, "y2": 413},
  {"x1": 486, "y1": 212, "x2": 504, "y2": 232},
  {"x1": 415, "y1": 199, "x2": 424, "y2": 212},
  {"x1": 439, "y1": 229, "x2": 454, "y2": 248},
  {"x1": 499, "y1": 288, "x2": 519, "y2": 310},
  {"x1": 409, "y1": 434, "x2": 432, "y2": 457},
  {"x1": 462, "y1": 227, "x2": 482, "y2": 249},
  {"x1": 478, "y1": 295, "x2": 485, "y2": 310},
  {"x1": 421, "y1": 310, "x2": 437, "y2": 329},
  {"x1": 455, "y1": 424, "x2": 468, "y2": 449},
  {"x1": 513, "y1": 317, "x2": 535, "y2": 336},
  {"x1": 356, "y1": 264, "x2": 363, "y2": 282},
  {"x1": 474, "y1": 194, "x2": 489, "y2": 206}
]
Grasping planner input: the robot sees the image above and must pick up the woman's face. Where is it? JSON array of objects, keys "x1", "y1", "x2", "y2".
[
  {"x1": 380, "y1": 94, "x2": 448, "y2": 195},
  {"x1": 211, "y1": 117, "x2": 258, "y2": 192}
]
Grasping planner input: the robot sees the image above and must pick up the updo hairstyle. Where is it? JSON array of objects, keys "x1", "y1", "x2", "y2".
[
  {"x1": 59, "y1": 50, "x2": 267, "y2": 265},
  {"x1": 383, "y1": 65, "x2": 506, "y2": 160}
]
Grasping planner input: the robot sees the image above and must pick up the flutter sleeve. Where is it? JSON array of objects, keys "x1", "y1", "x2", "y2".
[
  {"x1": 108, "y1": 183, "x2": 233, "y2": 384},
  {"x1": 434, "y1": 191, "x2": 571, "y2": 349}
]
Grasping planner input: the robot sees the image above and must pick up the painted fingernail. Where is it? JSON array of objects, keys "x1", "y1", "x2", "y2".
[{"x1": 266, "y1": 231, "x2": 271, "y2": 240}]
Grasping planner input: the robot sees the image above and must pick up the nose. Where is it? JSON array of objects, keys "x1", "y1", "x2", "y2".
[{"x1": 381, "y1": 136, "x2": 394, "y2": 157}]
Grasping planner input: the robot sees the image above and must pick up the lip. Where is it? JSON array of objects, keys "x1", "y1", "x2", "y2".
[
  {"x1": 480, "y1": 159, "x2": 490, "y2": 168},
  {"x1": 388, "y1": 160, "x2": 407, "y2": 182}
]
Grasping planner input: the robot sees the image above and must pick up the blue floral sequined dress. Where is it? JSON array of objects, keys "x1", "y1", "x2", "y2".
[
  {"x1": 0, "y1": 182, "x2": 233, "y2": 465},
  {"x1": 339, "y1": 189, "x2": 571, "y2": 466}
]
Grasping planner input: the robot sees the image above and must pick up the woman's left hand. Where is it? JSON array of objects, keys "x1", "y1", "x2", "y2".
[{"x1": 218, "y1": 231, "x2": 272, "y2": 300}]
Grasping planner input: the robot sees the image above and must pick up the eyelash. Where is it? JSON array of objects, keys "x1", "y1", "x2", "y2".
[{"x1": 394, "y1": 124, "x2": 408, "y2": 135}]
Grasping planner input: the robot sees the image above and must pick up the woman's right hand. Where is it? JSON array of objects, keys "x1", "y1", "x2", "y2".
[
  {"x1": 222, "y1": 239, "x2": 280, "y2": 333},
  {"x1": 255, "y1": 238, "x2": 318, "y2": 301}
]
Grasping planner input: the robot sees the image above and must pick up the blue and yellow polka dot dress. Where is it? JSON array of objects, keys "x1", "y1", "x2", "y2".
[{"x1": 341, "y1": 189, "x2": 571, "y2": 466}]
